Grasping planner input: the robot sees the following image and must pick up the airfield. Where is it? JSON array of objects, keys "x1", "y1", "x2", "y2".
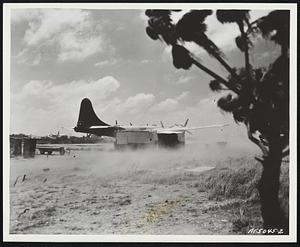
[{"x1": 10, "y1": 138, "x2": 287, "y2": 235}]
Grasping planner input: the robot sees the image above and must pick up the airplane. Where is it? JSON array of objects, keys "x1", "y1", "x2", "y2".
[
  {"x1": 74, "y1": 98, "x2": 158, "y2": 137},
  {"x1": 74, "y1": 98, "x2": 228, "y2": 139}
]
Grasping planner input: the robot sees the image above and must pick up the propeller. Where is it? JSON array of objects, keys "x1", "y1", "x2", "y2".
[{"x1": 183, "y1": 118, "x2": 189, "y2": 127}]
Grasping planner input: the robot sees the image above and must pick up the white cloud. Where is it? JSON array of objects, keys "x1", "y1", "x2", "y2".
[
  {"x1": 20, "y1": 76, "x2": 119, "y2": 104},
  {"x1": 98, "y1": 93, "x2": 156, "y2": 125},
  {"x1": 176, "y1": 91, "x2": 190, "y2": 101},
  {"x1": 162, "y1": 46, "x2": 172, "y2": 63},
  {"x1": 170, "y1": 10, "x2": 272, "y2": 54},
  {"x1": 11, "y1": 79, "x2": 250, "y2": 146},
  {"x1": 249, "y1": 10, "x2": 272, "y2": 22},
  {"x1": 138, "y1": 92, "x2": 250, "y2": 145},
  {"x1": 13, "y1": 9, "x2": 109, "y2": 64},
  {"x1": 139, "y1": 10, "x2": 148, "y2": 24},
  {"x1": 11, "y1": 76, "x2": 120, "y2": 135},
  {"x1": 148, "y1": 91, "x2": 189, "y2": 115},
  {"x1": 184, "y1": 41, "x2": 206, "y2": 57},
  {"x1": 11, "y1": 9, "x2": 41, "y2": 23},
  {"x1": 147, "y1": 92, "x2": 226, "y2": 126},
  {"x1": 171, "y1": 10, "x2": 188, "y2": 23},
  {"x1": 22, "y1": 9, "x2": 89, "y2": 46},
  {"x1": 94, "y1": 58, "x2": 120, "y2": 68},
  {"x1": 175, "y1": 75, "x2": 194, "y2": 85},
  {"x1": 105, "y1": 91, "x2": 190, "y2": 124},
  {"x1": 168, "y1": 10, "x2": 237, "y2": 52},
  {"x1": 150, "y1": 98, "x2": 179, "y2": 113},
  {"x1": 204, "y1": 12, "x2": 240, "y2": 52},
  {"x1": 116, "y1": 93, "x2": 155, "y2": 115},
  {"x1": 58, "y1": 30, "x2": 103, "y2": 62},
  {"x1": 207, "y1": 10, "x2": 272, "y2": 52}
]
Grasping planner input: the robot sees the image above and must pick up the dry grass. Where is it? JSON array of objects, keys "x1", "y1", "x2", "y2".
[
  {"x1": 194, "y1": 158, "x2": 260, "y2": 201},
  {"x1": 194, "y1": 157, "x2": 289, "y2": 233},
  {"x1": 136, "y1": 197, "x2": 188, "y2": 228}
]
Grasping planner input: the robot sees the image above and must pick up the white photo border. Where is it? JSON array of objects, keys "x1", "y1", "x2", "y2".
[{"x1": 3, "y1": 2, "x2": 297, "y2": 243}]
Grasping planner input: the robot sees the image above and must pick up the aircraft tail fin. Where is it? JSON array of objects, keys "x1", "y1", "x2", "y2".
[
  {"x1": 160, "y1": 121, "x2": 164, "y2": 128},
  {"x1": 76, "y1": 98, "x2": 110, "y2": 127}
]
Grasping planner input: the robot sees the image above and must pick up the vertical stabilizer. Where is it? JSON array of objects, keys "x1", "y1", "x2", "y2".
[{"x1": 77, "y1": 98, "x2": 110, "y2": 127}]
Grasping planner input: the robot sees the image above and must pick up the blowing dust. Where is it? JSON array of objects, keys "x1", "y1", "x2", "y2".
[{"x1": 9, "y1": 139, "x2": 260, "y2": 234}]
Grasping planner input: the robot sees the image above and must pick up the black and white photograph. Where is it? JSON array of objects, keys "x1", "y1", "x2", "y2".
[{"x1": 3, "y1": 2, "x2": 297, "y2": 242}]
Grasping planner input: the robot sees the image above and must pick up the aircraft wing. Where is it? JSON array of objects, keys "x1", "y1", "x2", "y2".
[
  {"x1": 89, "y1": 126, "x2": 113, "y2": 129},
  {"x1": 156, "y1": 124, "x2": 228, "y2": 133},
  {"x1": 156, "y1": 130, "x2": 184, "y2": 134},
  {"x1": 90, "y1": 125, "x2": 152, "y2": 131}
]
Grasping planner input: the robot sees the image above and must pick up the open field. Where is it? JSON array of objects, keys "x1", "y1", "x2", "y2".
[{"x1": 9, "y1": 142, "x2": 289, "y2": 235}]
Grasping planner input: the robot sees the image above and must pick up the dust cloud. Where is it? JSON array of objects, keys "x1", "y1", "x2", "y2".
[
  {"x1": 10, "y1": 140, "x2": 259, "y2": 182},
  {"x1": 9, "y1": 140, "x2": 260, "y2": 234}
]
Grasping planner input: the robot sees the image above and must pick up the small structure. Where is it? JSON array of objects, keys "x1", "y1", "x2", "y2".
[
  {"x1": 10, "y1": 138, "x2": 22, "y2": 156},
  {"x1": 23, "y1": 138, "x2": 37, "y2": 158},
  {"x1": 10, "y1": 137, "x2": 37, "y2": 158},
  {"x1": 157, "y1": 132, "x2": 185, "y2": 148},
  {"x1": 37, "y1": 146, "x2": 65, "y2": 155},
  {"x1": 114, "y1": 130, "x2": 158, "y2": 149}
]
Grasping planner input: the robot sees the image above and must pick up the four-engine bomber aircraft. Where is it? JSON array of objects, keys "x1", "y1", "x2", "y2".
[{"x1": 74, "y1": 98, "x2": 228, "y2": 148}]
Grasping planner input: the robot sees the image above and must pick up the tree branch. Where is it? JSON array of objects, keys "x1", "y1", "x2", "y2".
[
  {"x1": 246, "y1": 123, "x2": 269, "y2": 157},
  {"x1": 189, "y1": 53, "x2": 241, "y2": 95},
  {"x1": 238, "y1": 21, "x2": 252, "y2": 83}
]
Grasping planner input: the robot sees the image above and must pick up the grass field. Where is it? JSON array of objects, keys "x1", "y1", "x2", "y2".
[{"x1": 9, "y1": 142, "x2": 289, "y2": 235}]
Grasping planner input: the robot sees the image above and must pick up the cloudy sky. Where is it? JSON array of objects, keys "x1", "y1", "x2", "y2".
[{"x1": 10, "y1": 8, "x2": 280, "y2": 142}]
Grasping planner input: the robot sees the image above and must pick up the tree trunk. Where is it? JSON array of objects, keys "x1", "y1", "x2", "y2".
[{"x1": 258, "y1": 135, "x2": 289, "y2": 234}]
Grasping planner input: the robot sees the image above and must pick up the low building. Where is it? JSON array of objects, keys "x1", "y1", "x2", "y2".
[
  {"x1": 157, "y1": 132, "x2": 185, "y2": 148},
  {"x1": 114, "y1": 130, "x2": 158, "y2": 149},
  {"x1": 10, "y1": 138, "x2": 22, "y2": 157},
  {"x1": 10, "y1": 137, "x2": 37, "y2": 158}
]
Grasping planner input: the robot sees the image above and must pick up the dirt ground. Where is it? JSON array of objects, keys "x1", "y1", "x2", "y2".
[{"x1": 9, "y1": 142, "x2": 258, "y2": 235}]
